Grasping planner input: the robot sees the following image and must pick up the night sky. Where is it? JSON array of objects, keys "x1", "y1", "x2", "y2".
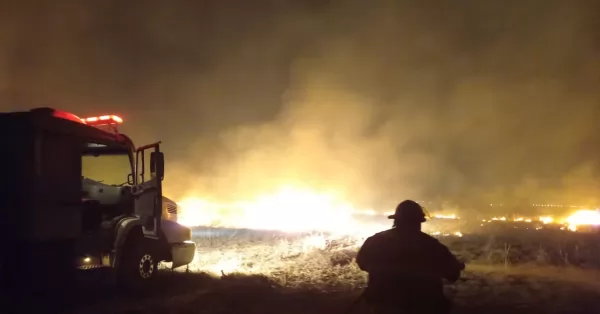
[{"x1": 1, "y1": 1, "x2": 600, "y2": 212}]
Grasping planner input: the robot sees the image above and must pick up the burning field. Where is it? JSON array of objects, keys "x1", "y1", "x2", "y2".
[
  {"x1": 181, "y1": 214, "x2": 600, "y2": 287},
  {"x1": 174, "y1": 187, "x2": 600, "y2": 280},
  {"x1": 74, "y1": 189, "x2": 600, "y2": 314},
  {"x1": 101, "y1": 189, "x2": 598, "y2": 313}
]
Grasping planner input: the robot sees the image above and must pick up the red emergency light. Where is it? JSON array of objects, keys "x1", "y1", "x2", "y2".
[
  {"x1": 80, "y1": 115, "x2": 123, "y2": 125},
  {"x1": 50, "y1": 110, "x2": 84, "y2": 124}
]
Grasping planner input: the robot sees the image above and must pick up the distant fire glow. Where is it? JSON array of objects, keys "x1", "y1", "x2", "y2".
[
  {"x1": 176, "y1": 190, "x2": 600, "y2": 276},
  {"x1": 539, "y1": 216, "x2": 554, "y2": 224},
  {"x1": 433, "y1": 214, "x2": 459, "y2": 219},
  {"x1": 177, "y1": 186, "x2": 382, "y2": 236},
  {"x1": 565, "y1": 210, "x2": 600, "y2": 231},
  {"x1": 177, "y1": 187, "x2": 600, "y2": 238},
  {"x1": 176, "y1": 187, "x2": 467, "y2": 240}
]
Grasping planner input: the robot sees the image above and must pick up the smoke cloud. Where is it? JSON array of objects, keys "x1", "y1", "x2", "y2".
[{"x1": 2, "y1": 1, "x2": 600, "y2": 215}]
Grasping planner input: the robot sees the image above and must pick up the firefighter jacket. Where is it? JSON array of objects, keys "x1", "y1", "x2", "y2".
[{"x1": 355, "y1": 228, "x2": 462, "y2": 312}]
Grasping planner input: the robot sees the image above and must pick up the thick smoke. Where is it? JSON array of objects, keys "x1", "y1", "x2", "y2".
[{"x1": 1, "y1": 1, "x2": 600, "y2": 215}]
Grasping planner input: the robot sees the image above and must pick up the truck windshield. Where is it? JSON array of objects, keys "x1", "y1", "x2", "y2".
[{"x1": 82, "y1": 150, "x2": 132, "y2": 186}]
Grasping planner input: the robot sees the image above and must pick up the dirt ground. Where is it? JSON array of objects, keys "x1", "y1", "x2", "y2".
[{"x1": 64, "y1": 264, "x2": 600, "y2": 314}]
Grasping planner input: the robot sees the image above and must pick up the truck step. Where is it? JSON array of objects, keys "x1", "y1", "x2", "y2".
[{"x1": 76, "y1": 264, "x2": 109, "y2": 270}]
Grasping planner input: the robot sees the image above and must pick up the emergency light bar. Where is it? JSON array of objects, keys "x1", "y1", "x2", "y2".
[{"x1": 80, "y1": 115, "x2": 123, "y2": 125}]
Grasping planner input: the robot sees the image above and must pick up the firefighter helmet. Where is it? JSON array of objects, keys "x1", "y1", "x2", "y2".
[{"x1": 387, "y1": 200, "x2": 429, "y2": 223}]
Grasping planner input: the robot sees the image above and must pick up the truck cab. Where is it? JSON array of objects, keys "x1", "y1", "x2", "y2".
[{"x1": 0, "y1": 107, "x2": 195, "y2": 294}]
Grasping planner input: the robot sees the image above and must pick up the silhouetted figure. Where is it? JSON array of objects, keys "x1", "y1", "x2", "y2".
[{"x1": 356, "y1": 200, "x2": 465, "y2": 314}]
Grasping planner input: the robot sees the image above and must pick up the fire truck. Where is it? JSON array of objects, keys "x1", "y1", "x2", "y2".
[{"x1": 0, "y1": 107, "x2": 196, "y2": 296}]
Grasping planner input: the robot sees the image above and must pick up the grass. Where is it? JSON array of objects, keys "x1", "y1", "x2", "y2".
[
  {"x1": 446, "y1": 228, "x2": 600, "y2": 269},
  {"x1": 67, "y1": 227, "x2": 600, "y2": 313}
]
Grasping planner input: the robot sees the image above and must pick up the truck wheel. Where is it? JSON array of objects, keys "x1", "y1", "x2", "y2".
[{"x1": 118, "y1": 237, "x2": 159, "y2": 289}]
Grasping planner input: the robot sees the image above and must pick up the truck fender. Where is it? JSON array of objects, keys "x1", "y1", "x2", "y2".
[
  {"x1": 112, "y1": 217, "x2": 172, "y2": 268},
  {"x1": 112, "y1": 217, "x2": 144, "y2": 268}
]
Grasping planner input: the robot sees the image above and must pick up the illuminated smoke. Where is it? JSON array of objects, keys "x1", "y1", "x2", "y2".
[{"x1": 0, "y1": 2, "x2": 599, "y2": 221}]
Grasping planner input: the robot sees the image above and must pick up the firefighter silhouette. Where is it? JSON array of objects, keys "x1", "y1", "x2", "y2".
[{"x1": 356, "y1": 200, "x2": 465, "y2": 314}]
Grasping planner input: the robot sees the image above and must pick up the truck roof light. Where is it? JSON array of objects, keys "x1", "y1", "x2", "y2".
[
  {"x1": 81, "y1": 115, "x2": 123, "y2": 125},
  {"x1": 51, "y1": 110, "x2": 85, "y2": 123}
]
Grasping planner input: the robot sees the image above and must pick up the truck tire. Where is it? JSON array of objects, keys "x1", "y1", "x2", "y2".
[{"x1": 117, "y1": 236, "x2": 159, "y2": 289}]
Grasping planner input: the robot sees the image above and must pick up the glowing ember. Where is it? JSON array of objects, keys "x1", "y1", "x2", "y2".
[
  {"x1": 539, "y1": 216, "x2": 554, "y2": 224},
  {"x1": 301, "y1": 234, "x2": 328, "y2": 251},
  {"x1": 432, "y1": 214, "x2": 459, "y2": 219}
]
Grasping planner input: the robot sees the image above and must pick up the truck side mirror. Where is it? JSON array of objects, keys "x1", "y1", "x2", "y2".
[{"x1": 150, "y1": 152, "x2": 165, "y2": 181}]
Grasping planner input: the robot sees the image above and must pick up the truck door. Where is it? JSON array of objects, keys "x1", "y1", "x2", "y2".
[{"x1": 134, "y1": 142, "x2": 165, "y2": 238}]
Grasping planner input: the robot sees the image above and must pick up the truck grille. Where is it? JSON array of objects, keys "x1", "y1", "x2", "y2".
[{"x1": 166, "y1": 203, "x2": 177, "y2": 215}]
